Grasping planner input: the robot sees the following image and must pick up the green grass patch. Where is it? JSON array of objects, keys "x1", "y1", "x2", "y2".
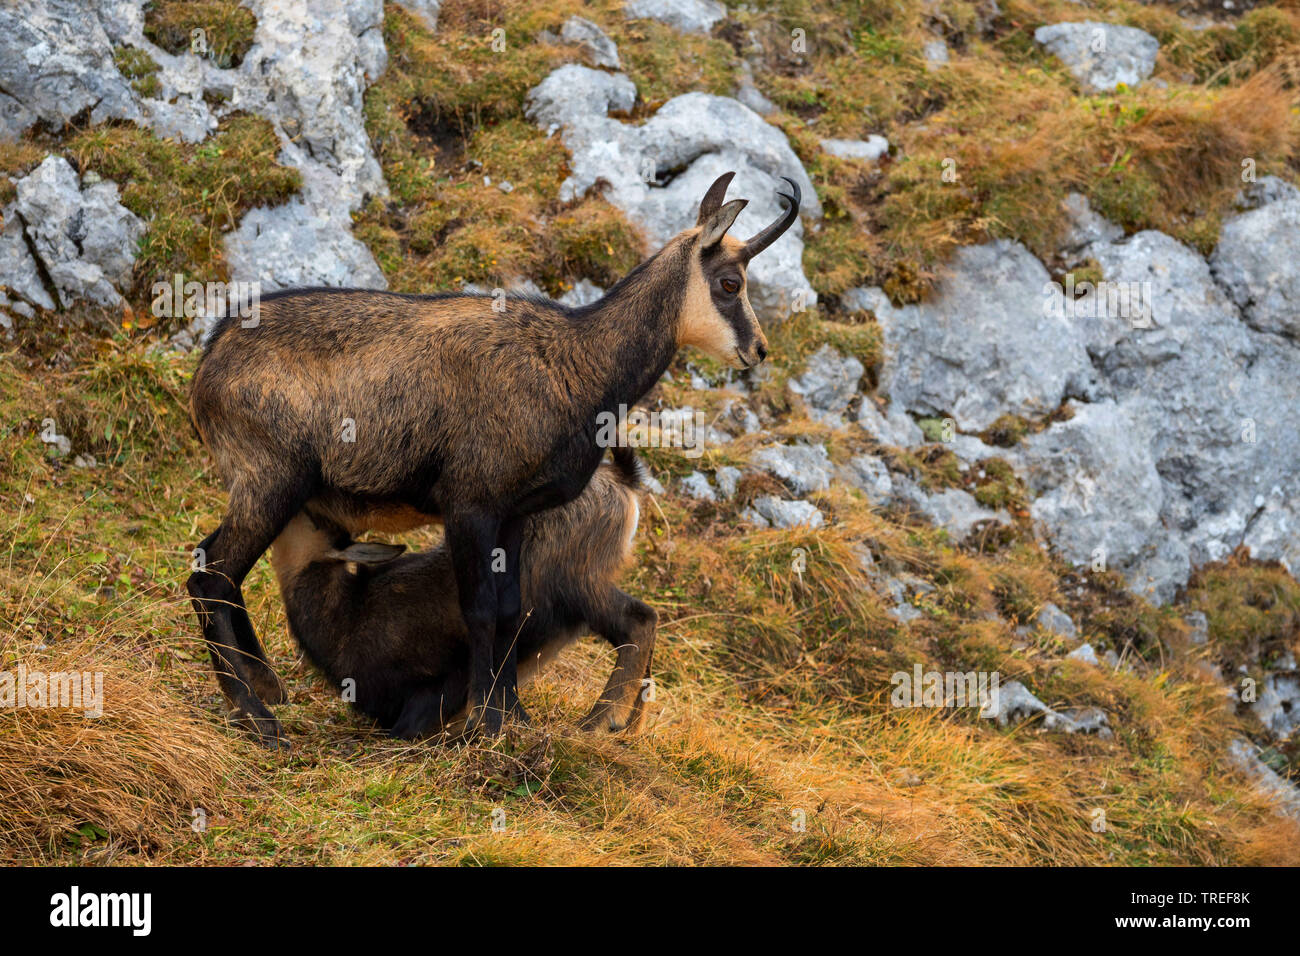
[
  {"x1": 143, "y1": 0, "x2": 258, "y2": 69},
  {"x1": 65, "y1": 115, "x2": 301, "y2": 320},
  {"x1": 113, "y1": 46, "x2": 162, "y2": 99}
]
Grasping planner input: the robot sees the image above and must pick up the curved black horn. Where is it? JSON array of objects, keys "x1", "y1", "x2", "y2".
[{"x1": 742, "y1": 176, "x2": 801, "y2": 261}]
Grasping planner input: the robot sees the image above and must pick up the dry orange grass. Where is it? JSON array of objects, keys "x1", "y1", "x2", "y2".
[
  {"x1": 0, "y1": 463, "x2": 243, "y2": 864},
  {"x1": 1094, "y1": 69, "x2": 1296, "y2": 235},
  {"x1": 5, "y1": 0, "x2": 1300, "y2": 862},
  {"x1": 0, "y1": 624, "x2": 241, "y2": 863}
]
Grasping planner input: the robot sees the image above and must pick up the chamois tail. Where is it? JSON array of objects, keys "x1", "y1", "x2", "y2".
[{"x1": 609, "y1": 446, "x2": 645, "y2": 490}]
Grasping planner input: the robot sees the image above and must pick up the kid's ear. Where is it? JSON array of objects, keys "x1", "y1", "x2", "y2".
[
  {"x1": 699, "y1": 198, "x2": 748, "y2": 249},
  {"x1": 324, "y1": 542, "x2": 407, "y2": 566},
  {"x1": 696, "y1": 170, "x2": 737, "y2": 224}
]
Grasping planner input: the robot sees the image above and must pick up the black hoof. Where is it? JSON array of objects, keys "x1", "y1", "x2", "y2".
[
  {"x1": 465, "y1": 703, "x2": 505, "y2": 738},
  {"x1": 228, "y1": 707, "x2": 289, "y2": 750},
  {"x1": 506, "y1": 701, "x2": 531, "y2": 727}
]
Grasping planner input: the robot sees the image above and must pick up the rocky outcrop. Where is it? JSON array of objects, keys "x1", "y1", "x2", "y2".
[
  {"x1": 849, "y1": 189, "x2": 1300, "y2": 603},
  {"x1": 838, "y1": 454, "x2": 894, "y2": 506},
  {"x1": 787, "y1": 345, "x2": 863, "y2": 425},
  {"x1": 1017, "y1": 401, "x2": 1174, "y2": 599},
  {"x1": 525, "y1": 64, "x2": 821, "y2": 320},
  {"x1": 715, "y1": 465, "x2": 742, "y2": 500},
  {"x1": 1034, "y1": 22, "x2": 1159, "y2": 93},
  {"x1": 820, "y1": 137, "x2": 889, "y2": 162},
  {"x1": 624, "y1": 0, "x2": 726, "y2": 35},
  {"x1": 872, "y1": 572, "x2": 933, "y2": 625},
  {"x1": 1, "y1": 0, "x2": 390, "y2": 322},
  {"x1": 558, "y1": 16, "x2": 621, "y2": 70},
  {"x1": 679, "y1": 470, "x2": 718, "y2": 502},
  {"x1": 5, "y1": 156, "x2": 144, "y2": 310},
  {"x1": 221, "y1": 0, "x2": 388, "y2": 291},
  {"x1": 396, "y1": 0, "x2": 440, "y2": 33},
  {"x1": 857, "y1": 396, "x2": 924, "y2": 447},
  {"x1": 735, "y1": 63, "x2": 777, "y2": 117},
  {"x1": 1210, "y1": 178, "x2": 1300, "y2": 340},
  {"x1": 224, "y1": 199, "x2": 386, "y2": 293},
  {"x1": 1067, "y1": 643, "x2": 1100, "y2": 665},
  {"x1": 1229, "y1": 739, "x2": 1300, "y2": 821},
  {"x1": 751, "y1": 443, "x2": 834, "y2": 496},
  {"x1": 893, "y1": 480, "x2": 1008, "y2": 541},
  {"x1": 745, "y1": 496, "x2": 825, "y2": 529},
  {"x1": 0, "y1": 211, "x2": 57, "y2": 316},
  {"x1": 1254, "y1": 660, "x2": 1300, "y2": 742},
  {"x1": 1035, "y1": 603, "x2": 1079, "y2": 643},
  {"x1": 0, "y1": 0, "x2": 217, "y2": 144},
  {"x1": 990, "y1": 680, "x2": 1114, "y2": 738},
  {"x1": 924, "y1": 40, "x2": 950, "y2": 68},
  {"x1": 857, "y1": 241, "x2": 1096, "y2": 432},
  {"x1": 557, "y1": 278, "x2": 605, "y2": 308}
]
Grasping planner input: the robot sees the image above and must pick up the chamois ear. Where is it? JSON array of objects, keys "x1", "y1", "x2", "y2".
[
  {"x1": 699, "y1": 198, "x2": 748, "y2": 249},
  {"x1": 324, "y1": 542, "x2": 407, "y2": 566},
  {"x1": 696, "y1": 171, "x2": 737, "y2": 225}
]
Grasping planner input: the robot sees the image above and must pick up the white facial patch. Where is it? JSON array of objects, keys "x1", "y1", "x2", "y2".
[{"x1": 678, "y1": 254, "x2": 741, "y2": 364}]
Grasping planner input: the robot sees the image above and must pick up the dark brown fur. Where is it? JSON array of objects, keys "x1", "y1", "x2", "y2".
[
  {"x1": 269, "y1": 453, "x2": 654, "y2": 737},
  {"x1": 186, "y1": 172, "x2": 797, "y2": 745}
]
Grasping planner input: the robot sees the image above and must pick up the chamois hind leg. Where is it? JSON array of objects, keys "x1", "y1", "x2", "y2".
[
  {"x1": 580, "y1": 589, "x2": 657, "y2": 734},
  {"x1": 492, "y1": 515, "x2": 529, "y2": 725},
  {"x1": 188, "y1": 479, "x2": 311, "y2": 747},
  {"x1": 623, "y1": 632, "x2": 656, "y2": 734},
  {"x1": 443, "y1": 508, "x2": 505, "y2": 737},
  {"x1": 195, "y1": 527, "x2": 288, "y2": 705}
]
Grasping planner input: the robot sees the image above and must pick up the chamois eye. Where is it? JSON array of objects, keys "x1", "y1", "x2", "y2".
[{"x1": 720, "y1": 276, "x2": 740, "y2": 295}]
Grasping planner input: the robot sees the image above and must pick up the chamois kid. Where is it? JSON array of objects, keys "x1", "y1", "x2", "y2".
[
  {"x1": 269, "y1": 448, "x2": 655, "y2": 738},
  {"x1": 188, "y1": 171, "x2": 800, "y2": 745}
]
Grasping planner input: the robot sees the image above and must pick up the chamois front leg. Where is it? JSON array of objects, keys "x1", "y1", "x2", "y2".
[
  {"x1": 228, "y1": 591, "x2": 289, "y2": 705},
  {"x1": 492, "y1": 516, "x2": 529, "y2": 725},
  {"x1": 445, "y1": 509, "x2": 505, "y2": 736},
  {"x1": 195, "y1": 527, "x2": 287, "y2": 704},
  {"x1": 188, "y1": 478, "x2": 310, "y2": 748}
]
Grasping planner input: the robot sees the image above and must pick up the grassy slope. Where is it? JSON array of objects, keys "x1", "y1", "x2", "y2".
[{"x1": 2, "y1": 0, "x2": 1299, "y2": 864}]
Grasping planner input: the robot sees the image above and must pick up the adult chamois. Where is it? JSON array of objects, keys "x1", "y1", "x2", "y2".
[
  {"x1": 269, "y1": 448, "x2": 654, "y2": 738},
  {"x1": 188, "y1": 170, "x2": 800, "y2": 746}
]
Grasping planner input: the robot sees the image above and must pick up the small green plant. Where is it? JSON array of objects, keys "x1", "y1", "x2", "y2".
[{"x1": 113, "y1": 46, "x2": 162, "y2": 99}]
